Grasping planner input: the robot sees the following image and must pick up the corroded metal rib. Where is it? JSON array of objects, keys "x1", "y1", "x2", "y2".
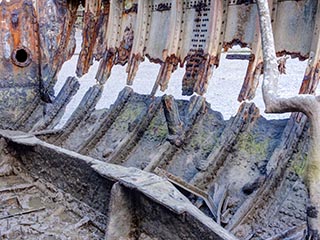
[
  {"x1": 146, "y1": 95, "x2": 206, "y2": 171},
  {"x1": 237, "y1": 24, "x2": 262, "y2": 102},
  {"x1": 151, "y1": 1, "x2": 183, "y2": 94},
  {"x1": 37, "y1": 0, "x2": 79, "y2": 94},
  {"x1": 76, "y1": 0, "x2": 102, "y2": 77},
  {"x1": 226, "y1": 115, "x2": 308, "y2": 236}
]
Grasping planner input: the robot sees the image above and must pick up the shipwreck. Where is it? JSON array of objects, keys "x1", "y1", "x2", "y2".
[{"x1": 0, "y1": 0, "x2": 320, "y2": 239}]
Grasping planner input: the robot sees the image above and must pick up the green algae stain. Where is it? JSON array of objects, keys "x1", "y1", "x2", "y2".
[
  {"x1": 293, "y1": 154, "x2": 307, "y2": 177},
  {"x1": 238, "y1": 132, "x2": 269, "y2": 159}
]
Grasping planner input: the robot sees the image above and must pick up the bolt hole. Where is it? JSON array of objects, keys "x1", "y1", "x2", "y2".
[
  {"x1": 12, "y1": 47, "x2": 31, "y2": 67},
  {"x1": 15, "y1": 49, "x2": 28, "y2": 63}
]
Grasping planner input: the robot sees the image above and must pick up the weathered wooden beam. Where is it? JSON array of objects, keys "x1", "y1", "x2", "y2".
[
  {"x1": 31, "y1": 77, "x2": 80, "y2": 132},
  {"x1": 107, "y1": 97, "x2": 162, "y2": 165},
  {"x1": 52, "y1": 84, "x2": 103, "y2": 145},
  {"x1": 145, "y1": 95, "x2": 206, "y2": 172},
  {"x1": 162, "y1": 95, "x2": 184, "y2": 145},
  {"x1": 190, "y1": 102, "x2": 260, "y2": 190},
  {"x1": 78, "y1": 87, "x2": 133, "y2": 154}
]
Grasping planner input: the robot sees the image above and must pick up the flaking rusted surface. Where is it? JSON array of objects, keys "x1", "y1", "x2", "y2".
[{"x1": 0, "y1": 0, "x2": 40, "y2": 129}]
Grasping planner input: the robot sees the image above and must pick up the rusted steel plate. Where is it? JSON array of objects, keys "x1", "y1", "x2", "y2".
[
  {"x1": 37, "y1": 0, "x2": 79, "y2": 91},
  {"x1": 86, "y1": 0, "x2": 319, "y2": 97},
  {"x1": 0, "y1": 0, "x2": 40, "y2": 128},
  {"x1": 0, "y1": 0, "x2": 79, "y2": 128},
  {"x1": 224, "y1": 3, "x2": 258, "y2": 48},
  {"x1": 95, "y1": 0, "x2": 138, "y2": 84},
  {"x1": 274, "y1": 0, "x2": 317, "y2": 60}
]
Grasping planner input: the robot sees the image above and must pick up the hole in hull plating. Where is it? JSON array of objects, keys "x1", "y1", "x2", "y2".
[{"x1": 11, "y1": 47, "x2": 31, "y2": 67}]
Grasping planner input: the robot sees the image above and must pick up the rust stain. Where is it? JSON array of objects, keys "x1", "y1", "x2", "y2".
[
  {"x1": 96, "y1": 48, "x2": 116, "y2": 84},
  {"x1": 182, "y1": 49, "x2": 208, "y2": 96},
  {"x1": 299, "y1": 62, "x2": 320, "y2": 94},
  {"x1": 276, "y1": 50, "x2": 308, "y2": 62},
  {"x1": 76, "y1": 0, "x2": 102, "y2": 77},
  {"x1": 223, "y1": 39, "x2": 249, "y2": 52},
  {"x1": 127, "y1": 53, "x2": 143, "y2": 85},
  {"x1": 156, "y1": 54, "x2": 180, "y2": 92},
  {"x1": 94, "y1": 1, "x2": 110, "y2": 61},
  {"x1": 238, "y1": 55, "x2": 263, "y2": 102},
  {"x1": 115, "y1": 25, "x2": 134, "y2": 65}
]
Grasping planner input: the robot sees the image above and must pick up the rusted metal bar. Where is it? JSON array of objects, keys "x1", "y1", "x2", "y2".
[
  {"x1": 126, "y1": 0, "x2": 147, "y2": 85},
  {"x1": 151, "y1": 1, "x2": 183, "y2": 95},
  {"x1": 93, "y1": 1, "x2": 110, "y2": 61},
  {"x1": 38, "y1": 0, "x2": 79, "y2": 95},
  {"x1": 225, "y1": 54, "x2": 251, "y2": 60},
  {"x1": 76, "y1": 0, "x2": 102, "y2": 77}
]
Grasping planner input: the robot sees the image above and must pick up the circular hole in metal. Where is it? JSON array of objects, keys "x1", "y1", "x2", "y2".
[
  {"x1": 12, "y1": 47, "x2": 31, "y2": 67},
  {"x1": 15, "y1": 49, "x2": 28, "y2": 63}
]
